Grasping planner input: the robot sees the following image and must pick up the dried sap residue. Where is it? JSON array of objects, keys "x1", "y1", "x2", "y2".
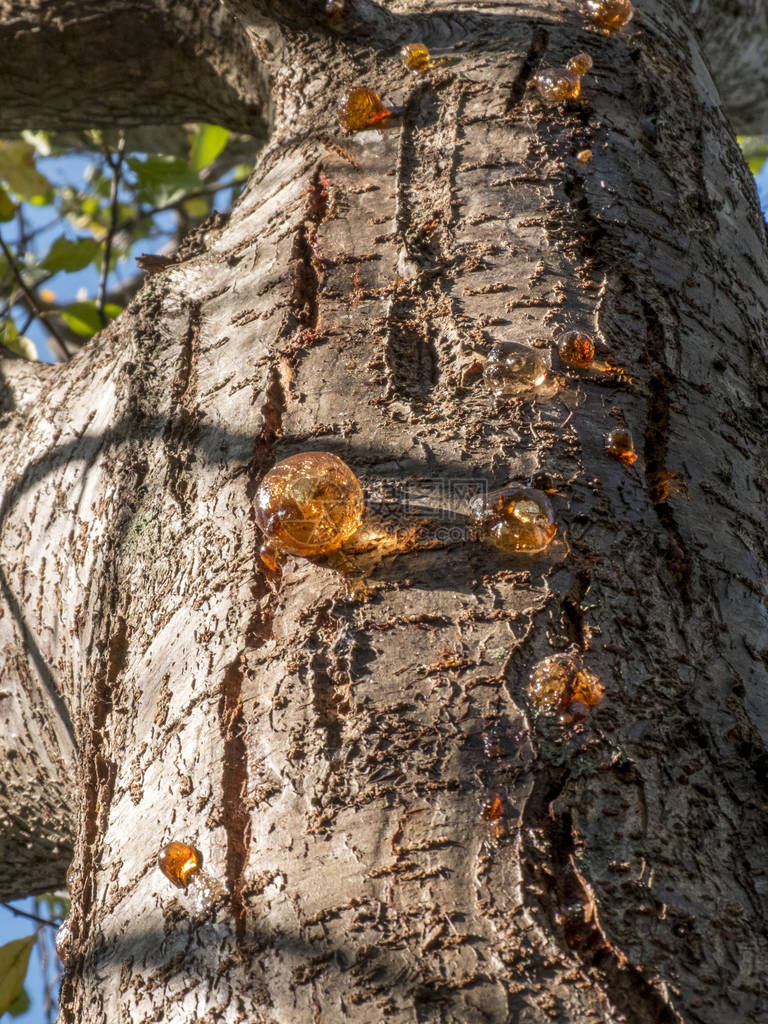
[
  {"x1": 473, "y1": 486, "x2": 557, "y2": 554},
  {"x1": 158, "y1": 841, "x2": 202, "y2": 889},
  {"x1": 528, "y1": 653, "x2": 604, "y2": 722},
  {"x1": 337, "y1": 87, "x2": 393, "y2": 131},
  {"x1": 484, "y1": 341, "x2": 548, "y2": 398},
  {"x1": 401, "y1": 42, "x2": 434, "y2": 74},
  {"x1": 605, "y1": 428, "x2": 638, "y2": 465},
  {"x1": 255, "y1": 452, "x2": 364, "y2": 561},
  {"x1": 583, "y1": 0, "x2": 634, "y2": 33},
  {"x1": 557, "y1": 330, "x2": 595, "y2": 370}
]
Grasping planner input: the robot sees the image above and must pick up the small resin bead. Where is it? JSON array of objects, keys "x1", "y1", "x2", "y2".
[
  {"x1": 482, "y1": 795, "x2": 504, "y2": 821},
  {"x1": 484, "y1": 341, "x2": 547, "y2": 397},
  {"x1": 605, "y1": 428, "x2": 638, "y2": 465},
  {"x1": 583, "y1": 0, "x2": 634, "y2": 33},
  {"x1": 158, "y1": 841, "x2": 202, "y2": 889},
  {"x1": 254, "y1": 452, "x2": 364, "y2": 559},
  {"x1": 533, "y1": 66, "x2": 582, "y2": 103},
  {"x1": 527, "y1": 653, "x2": 604, "y2": 719},
  {"x1": 567, "y1": 52, "x2": 593, "y2": 75},
  {"x1": 337, "y1": 87, "x2": 392, "y2": 131},
  {"x1": 401, "y1": 42, "x2": 433, "y2": 74},
  {"x1": 557, "y1": 330, "x2": 595, "y2": 370},
  {"x1": 473, "y1": 486, "x2": 557, "y2": 553},
  {"x1": 576, "y1": 148, "x2": 593, "y2": 163}
]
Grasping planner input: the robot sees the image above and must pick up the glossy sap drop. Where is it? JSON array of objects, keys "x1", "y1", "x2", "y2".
[
  {"x1": 605, "y1": 428, "x2": 638, "y2": 465},
  {"x1": 337, "y1": 87, "x2": 393, "y2": 131},
  {"x1": 527, "y1": 653, "x2": 604, "y2": 720},
  {"x1": 254, "y1": 452, "x2": 364, "y2": 560},
  {"x1": 401, "y1": 42, "x2": 434, "y2": 74},
  {"x1": 472, "y1": 486, "x2": 557, "y2": 554},
  {"x1": 533, "y1": 50, "x2": 593, "y2": 103},
  {"x1": 158, "y1": 841, "x2": 202, "y2": 889},
  {"x1": 583, "y1": 0, "x2": 634, "y2": 33},
  {"x1": 557, "y1": 330, "x2": 595, "y2": 370},
  {"x1": 484, "y1": 341, "x2": 547, "y2": 397}
]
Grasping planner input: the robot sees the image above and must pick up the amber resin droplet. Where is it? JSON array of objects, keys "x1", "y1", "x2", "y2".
[
  {"x1": 401, "y1": 42, "x2": 433, "y2": 74},
  {"x1": 576, "y1": 148, "x2": 593, "y2": 163},
  {"x1": 473, "y1": 486, "x2": 557, "y2": 554},
  {"x1": 158, "y1": 841, "x2": 202, "y2": 889},
  {"x1": 482, "y1": 795, "x2": 505, "y2": 821},
  {"x1": 557, "y1": 330, "x2": 596, "y2": 370},
  {"x1": 337, "y1": 87, "x2": 392, "y2": 131},
  {"x1": 527, "y1": 653, "x2": 604, "y2": 719},
  {"x1": 255, "y1": 452, "x2": 364, "y2": 559},
  {"x1": 567, "y1": 52, "x2": 593, "y2": 76},
  {"x1": 583, "y1": 0, "x2": 634, "y2": 33},
  {"x1": 532, "y1": 66, "x2": 582, "y2": 103},
  {"x1": 484, "y1": 341, "x2": 547, "y2": 397},
  {"x1": 605, "y1": 428, "x2": 638, "y2": 465}
]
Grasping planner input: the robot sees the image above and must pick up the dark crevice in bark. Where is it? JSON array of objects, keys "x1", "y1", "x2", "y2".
[
  {"x1": 639, "y1": 299, "x2": 694, "y2": 615},
  {"x1": 219, "y1": 653, "x2": 251, "y2": 942},
  {"x1": 163, "y1": 300, "x2": 202, "y2": 511},
  {"x1": 287, "y1": 163, "x2": 330, "y2": 346},
  {"x1": 506, "y1": 28, "x2": 549, "y2": 111},
  {"x1": 560, "y1": 570, "x2": 590, "y2": 649},
  {"x1": 61, "y1": 603, "x2": 127, "y2": 1023},
  {"x1": 309, "y1": 648, "x2": 345, "y2": 754},
  {"x1": 385, "y1": 80, "x2": 464, "y2": 401},
  {"x1": 522, "y1": 764, "x2": 683, "y2": 1024}
]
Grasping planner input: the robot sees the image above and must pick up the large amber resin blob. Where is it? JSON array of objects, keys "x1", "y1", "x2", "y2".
[
  {"x1": 255, "y1": 452, "x2": 364, "y2": 558},
  {"x1": 473, "y1": 486, "x2": 557, "y2": 553}
]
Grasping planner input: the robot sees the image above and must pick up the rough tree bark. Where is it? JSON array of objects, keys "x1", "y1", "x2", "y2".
[{"x1": 1, "y1": 1, "x2": 768, "y2": 1022}]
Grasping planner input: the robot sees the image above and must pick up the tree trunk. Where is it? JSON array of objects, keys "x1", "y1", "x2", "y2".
[{"x1": 2, "y1": 1, "x2": 768, "y2": 1021}]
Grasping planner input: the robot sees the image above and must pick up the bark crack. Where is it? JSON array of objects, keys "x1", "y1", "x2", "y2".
[{"x1": 522, "y1": 767, "x2": 683, "y2": 1024}]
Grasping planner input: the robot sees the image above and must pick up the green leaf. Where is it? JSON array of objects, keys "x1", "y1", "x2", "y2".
[
  {"x1": 0, "y1": 140, "x2": 51, "y2": 198},
  {"x1": 128, "y1": 155, "x2": 202, "y2": 208},
  {"x1": 43, "y1": 236, "x2": 102, "y2": 274},
  {"x1": 190, "y1": 124, "x2": 229, "y2": 172},
  {"x1": 0, "y1": 185, "x2": 15, "y2": 222},
  {"x1": 61, "y1": 301, "x2": 122, "y2": 338},
  {"x1": 0, "y1": 935, "x2": 36, "y2": 1015},
  {"x1": 0, "y1": 321, "x2": 39, "y2": 360},
  {"x1": 7, "y1": 986, "x2": 30, "y2": 1017}
]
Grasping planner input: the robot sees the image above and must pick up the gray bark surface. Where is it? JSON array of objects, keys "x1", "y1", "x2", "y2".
[{"x1": 1, "y1": 1, "x2": 768, "y2": 1022}]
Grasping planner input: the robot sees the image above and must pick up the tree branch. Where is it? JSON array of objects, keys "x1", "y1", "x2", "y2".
[
  {"x1": 0, "y1": 0, "x2": 269, "y2": 136},
  {"x1": 690, "y1": 0, "x2": 768, "y2": 133}
]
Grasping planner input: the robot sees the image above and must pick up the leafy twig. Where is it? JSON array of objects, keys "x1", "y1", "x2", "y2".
[
  {"x1": 98, "y1": 131, "x2": 126, "y2": 327},
  {"x1": 0, "y1": 235, "x2": 74, "y2": 360}
]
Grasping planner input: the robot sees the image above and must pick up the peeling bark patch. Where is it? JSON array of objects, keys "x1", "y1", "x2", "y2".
[
  {"x1": 640, "y1": 300, "x2": 693, "y2": 614},
  {"x1": 219, "y1": 653, "x2": 251, "y2": 941},
  {"x1": 522, "y1": 770, "x2": 682, "y2": 1024},
  {"x1": 506, "y1": 28, "x2": 548, "y2": 111}
]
